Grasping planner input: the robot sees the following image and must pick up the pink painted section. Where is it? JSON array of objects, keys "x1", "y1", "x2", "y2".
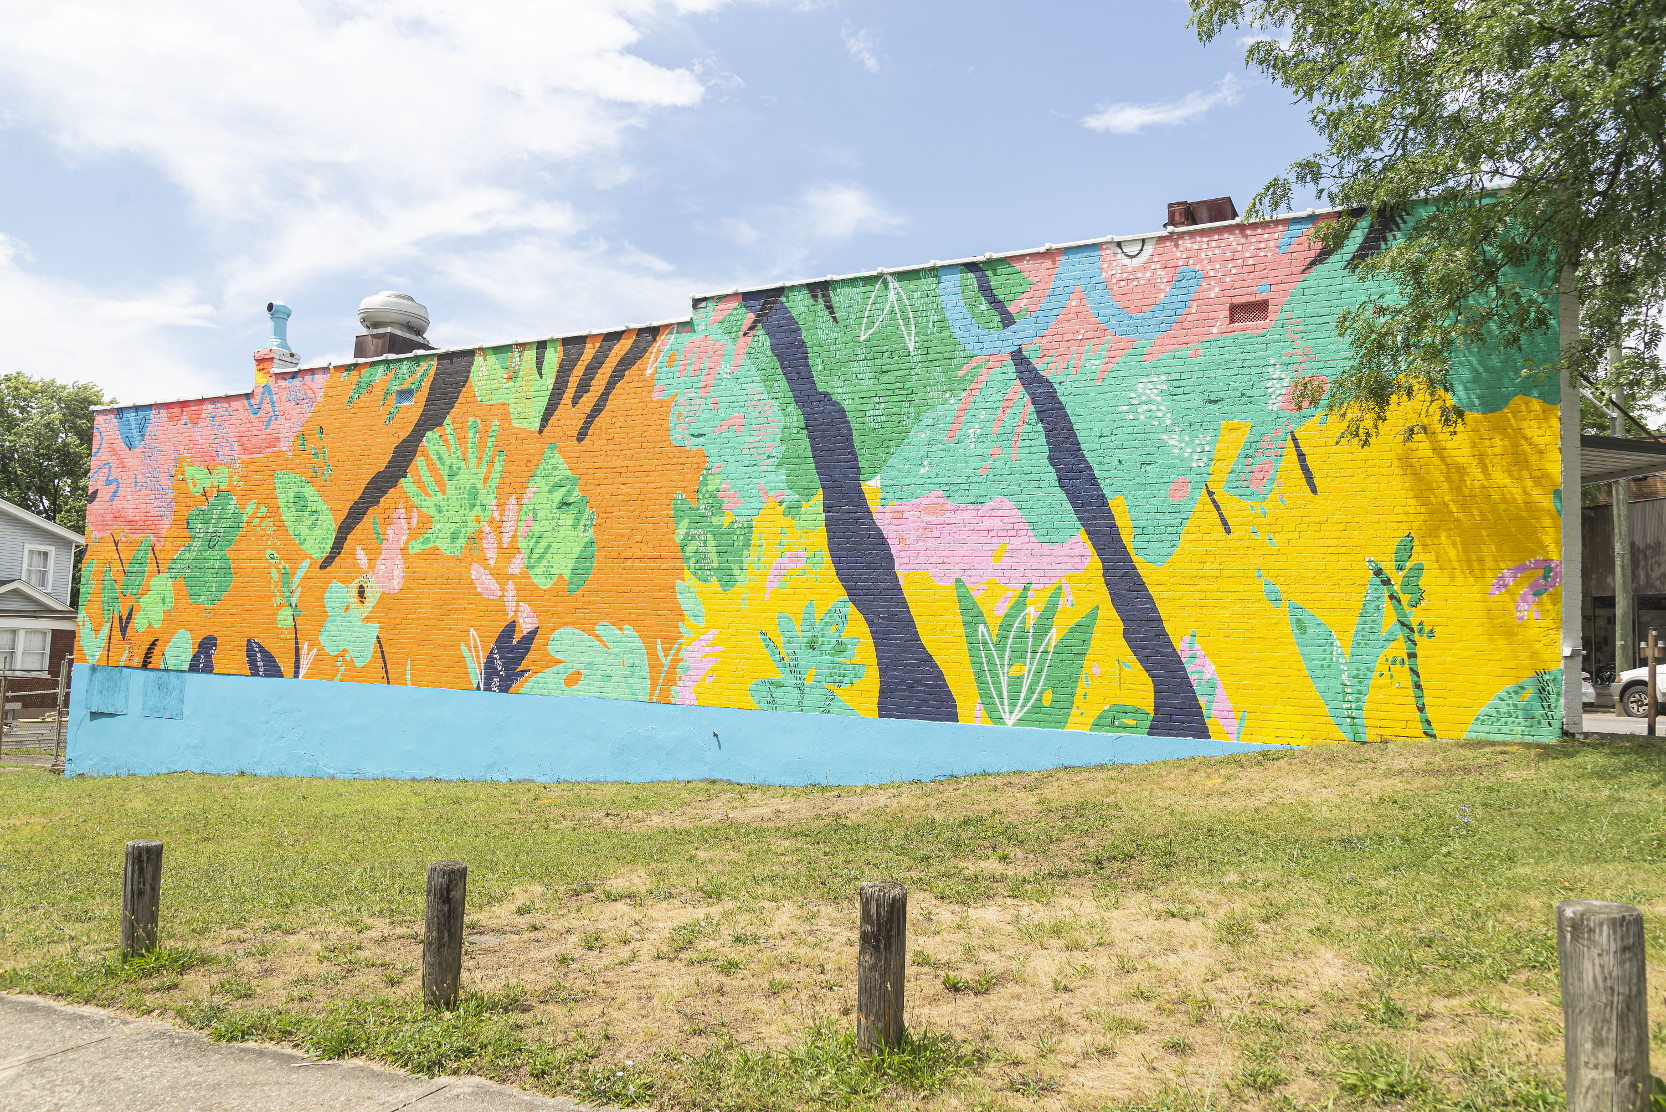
[
  {"x1": 765, "y1": 550, "x2": 807, "y2": 596},
  {"x1": 877, "y1": 491, "x2": 1092, "y2": 591},
  {"x1": 471, "y1": 563, "x2": 502, "y2": 600},
  {"x1": 674, "y1": 629, "x2": 722, "y2": 704},
  {"x1": 1002, "y1": 218, "x2": 1330, "y2": 371},
  {"x1": 371, "y1": 507, "x2": 410, "y2": 594},
  {"x1": 1178, "y1": 632, "x2": 1240, "y2": 742},
  {"x1": 87, "y1": 368, "x2": 328, "y2": 540},
  {"x1": 1489, "y1": 558, "x2": 1561, "y2": 621}
]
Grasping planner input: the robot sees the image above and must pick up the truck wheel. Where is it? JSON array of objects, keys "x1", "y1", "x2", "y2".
[{"x1": 1620, "y1": 684, "x2": 1653, "y2": 718}]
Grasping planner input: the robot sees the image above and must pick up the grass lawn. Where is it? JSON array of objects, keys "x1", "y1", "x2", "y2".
[{"x1": 2, "y1": 739, "x2": 1663, "y2": 1110}]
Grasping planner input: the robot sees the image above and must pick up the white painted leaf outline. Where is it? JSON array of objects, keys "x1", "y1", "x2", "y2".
[
  {"x1": 974, "y1": 608, "x2": 1059, "y2": 726},
  {"x1": 859, "y1": 275, "x2": 917, "y2": 354}
]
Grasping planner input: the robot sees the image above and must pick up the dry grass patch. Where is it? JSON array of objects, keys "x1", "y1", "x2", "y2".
[{"x1": 3, "y1": 738, "x2": 1664, "y2": 1109}]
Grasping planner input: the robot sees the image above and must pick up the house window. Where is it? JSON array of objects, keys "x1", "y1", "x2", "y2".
[
  {"x1": 23, "y1": 546, "x2": 53, "y2": 591},
  {"x1": 0, "y1": 629, "x2": 50, "y2": 673}
]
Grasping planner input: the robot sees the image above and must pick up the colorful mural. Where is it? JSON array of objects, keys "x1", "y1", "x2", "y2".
[{"x1": 77, "y1": 211, "x2": 1565, "y2": 753}]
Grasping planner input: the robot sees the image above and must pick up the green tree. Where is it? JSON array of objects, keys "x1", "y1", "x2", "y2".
[
  {"x1": 0, "y1": 373, "x2": 112, "y2": 534},
  {"x1": 1191, "y1": 0, "x2": 1666, "y2": 441}
]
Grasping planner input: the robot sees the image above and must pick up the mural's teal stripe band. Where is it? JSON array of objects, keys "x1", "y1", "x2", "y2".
[{"x1": 66, "y1": 665, "x2": 1284, "y2": 785}]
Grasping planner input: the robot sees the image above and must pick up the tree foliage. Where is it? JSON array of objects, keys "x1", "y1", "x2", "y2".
[
  {"x1": 0, "y1": 373, "x2": 112, "y2": 533},
  {"x1": 1191, "y1": 0, "x2": 1666, "y2": 441}
]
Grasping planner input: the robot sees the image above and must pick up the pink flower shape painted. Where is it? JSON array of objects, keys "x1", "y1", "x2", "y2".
[{"x1": 1489, "y1": 558, "x2": 1560, "y2": 621}]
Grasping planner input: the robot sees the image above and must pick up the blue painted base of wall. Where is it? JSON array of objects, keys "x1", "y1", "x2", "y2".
[{"x1": 65, "y1": 665, "x2": 1284, "y2": 785}]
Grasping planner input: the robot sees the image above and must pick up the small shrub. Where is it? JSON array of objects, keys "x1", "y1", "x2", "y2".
[
  {"x1": 1361, "y1": 992, "x2": 1418, "y2": 1029},
  {"x1": 942, "y1": 971, "x2": 995, "y2": 995},
  {"x1": 1234, "y1": 1062, "x2": 1289, "y2": 1093},
  {"x1": 1336, "y1": 1041, "x2": 1431, "y2": 1103}
]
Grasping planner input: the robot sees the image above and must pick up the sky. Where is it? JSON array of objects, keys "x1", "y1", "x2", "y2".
[{"x1": 0, "y1": 0, "x2": 1322, "y2": 405}]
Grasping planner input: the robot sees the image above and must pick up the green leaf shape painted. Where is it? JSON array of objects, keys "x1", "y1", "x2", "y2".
[
  {"x1": 273, "y1": 472, "x2": 336, "y2": 561},
  {"x1": 523, "y1": 623, "x2": 650, "y2": 701},
  {"x1": 344, "y1": 352, "x2": 434, "y2": 422},
  {"x1": 955, "y1": 580, "x2": 1097, "y2": 729},
  {"x1": 159, "y1": 629, "x2": 192, "y2": 671},
  {"x1": 1090, "y1": 705, "x2": 1152, "y2": 734},
  {"x1": 676, "y1": 580, "x2": 704, "y2": 627},
  {"x1": 132, "y1": 575, "x2": 174, "y2": 634},
  {"x1": 471, "y1": 343, "x2": 556, "y2": 430},
  {"x1": 749, "y1": 598, "x2": 866, "y2": 716},
  {"x1": 166, "y1": 492, "x2": 246, "y2": 608},
  {"x1": 521, "y1": 441, "x2": 596, "y2": 593},
  {"x1": 100, "y1": 567, "x2": 120, "y2": 622},
  {"x1": 1399, "y1": 562, "x2": 1426, "y2": 608},
  {"x1": 674, "y1": 470, "x2": 754, "y2": 592},
  {"x1": 1394, "y1": 534, "x2": 1414, "y2": 574},
  {"x1": 1288, "y1": 600, "x2": 1352, "y2": 740},
  {"x1": 78, "y1": 611, "x2": 110, "y2": 666},
  {"x1": 319, "y1": 581, "x2": 380, "y2": 667},
  {"x1": 1288, "y1": 573, "x2": 1396, "y2": 744},
  {"x1": 1466, "y1": 670, "x2": 1561, "y2": 741},
  {"x1": 122, "y1": 536, "x2": 154, "y2": 597},
  {"x1": 401, "y1": 417, "x2": 504, "y2": 556}
]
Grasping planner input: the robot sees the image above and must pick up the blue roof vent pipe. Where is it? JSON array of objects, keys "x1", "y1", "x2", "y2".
[{"x1": 266, "y1": 301, "x2": 293, "y2": 352}]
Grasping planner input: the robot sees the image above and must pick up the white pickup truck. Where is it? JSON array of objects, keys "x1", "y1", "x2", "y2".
[{"x1": 1612, "y1": 666, "x2": 1660, "y2": 717}]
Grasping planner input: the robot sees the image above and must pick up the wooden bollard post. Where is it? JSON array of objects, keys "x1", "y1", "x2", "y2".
[
  {"x1": 1648, "y1": 630, "x2": 1659, "y2": 738},
  {"x1": 857, "y1": 881, "x2": 906, "y2": 1054},
  {"x1": 422, "y1": 861, "x2": 467, "y2": 1010},
  {"x1": 1556, "y1": 900, "x2": 1650, "y2": 1111},
  {"x1": 121, "y1": 840, "x2": 163, "y2": 960}
]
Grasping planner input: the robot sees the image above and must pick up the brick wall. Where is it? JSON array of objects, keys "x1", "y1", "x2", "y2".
[{"x1": 77, "y1": 210, "x2": 1564, "y2": 748}]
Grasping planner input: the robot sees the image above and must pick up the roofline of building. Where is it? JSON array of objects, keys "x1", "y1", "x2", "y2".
[
  {"x1": 0, "y1": 578, "x2": 74, "y2": 612},
  {"x1": 0, "y1": 500, "x2": 83, "y2": 546},
  {"x1": 92, "y1": 202, "x2": 1351, "y2": 415}
]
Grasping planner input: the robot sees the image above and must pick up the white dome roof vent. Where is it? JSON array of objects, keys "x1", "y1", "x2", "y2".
[{"x1": 357, "y1": 291, "x2": 429, "y2": 338}]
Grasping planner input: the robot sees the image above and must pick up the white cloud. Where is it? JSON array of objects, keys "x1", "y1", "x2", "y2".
[
  {"x1": 841, "y1": 23, "x2": 881, "y2": 72},
  {"x1": 0, "y1": 235, "x2": 217, "y2": 402},
  {"x1": 0, "y1": 1, "x2": 741, "y2": 396},
  {"x1": 795, "y1": 183, "x2": 901, "y2": 242},
  {"x1": 703, "y1": 182, "x2": 903, "y2": 285},
  {"x1": 1082, "y1": 74, "x2": 1243, "y2": 134}
]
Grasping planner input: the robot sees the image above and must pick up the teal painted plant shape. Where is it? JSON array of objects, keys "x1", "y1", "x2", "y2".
[
  {"x1": 955, "y1": 580, "x2": 1098, "y2": 729},
  {"x1": 319, "y1": 580, "x2": 380, "y2": 667},
  {"x1": 749, "y1": 598, "x2": 866, "y2": 715},
  {"x1": 344, "y1": 352, "x2": 434, "y2": 423},
  {"x1": 1281, "y1": 533, "x2": 1434, "y2": 742},
  {"x1": 522, "y1": 623, "x2": 650, "y2": 701},
  {"x1": 402, "y1": 417, "x2": 504, "y2": 556},
  {"x1": 158, "y1": 629, "x2": 193, "y2": 671},
  {"x1": 674, "y1": 469, "x2": 754, "y2": 592},
  {"x1": 1467, "y1": 670, "x2": 1560, "y2": 741},
  {"x1": 520, "y1": 441, "x2": 596, "y2": 593},
  {"x1": 166, "y1": 492, "x2": 247, "y2": 608}
]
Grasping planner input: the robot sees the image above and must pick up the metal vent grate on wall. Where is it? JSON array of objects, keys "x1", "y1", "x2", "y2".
[{"x1": 1229, "y1": 299, "x2": 1270, "y2": 324}]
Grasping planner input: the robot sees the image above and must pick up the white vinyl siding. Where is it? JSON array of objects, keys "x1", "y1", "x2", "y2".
[{"x1": 0, "y1": 628, "x2": 50, "y2": 672}]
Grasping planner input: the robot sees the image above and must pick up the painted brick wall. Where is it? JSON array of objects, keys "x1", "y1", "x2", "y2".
[{"x1": 77, "y1": 209, "x2": 1564, "y2": 756}]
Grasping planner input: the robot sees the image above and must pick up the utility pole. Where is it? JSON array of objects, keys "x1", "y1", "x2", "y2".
[{"x1": 1611, "y1": 346, "x2": 1633, "y2": 684}]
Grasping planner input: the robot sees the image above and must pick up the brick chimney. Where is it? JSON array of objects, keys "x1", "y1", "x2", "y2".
[
  {"x1": 253, "y1": 301, "x2": 299, "y2": 387},
  {"x1": 1166, "y1": 196, "x2": 1239, "y2": 229}
]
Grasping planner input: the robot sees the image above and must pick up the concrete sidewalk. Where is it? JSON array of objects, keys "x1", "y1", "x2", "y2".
[{"x1": 0, "y1": 994, "x2": 595, "y2": 1111}]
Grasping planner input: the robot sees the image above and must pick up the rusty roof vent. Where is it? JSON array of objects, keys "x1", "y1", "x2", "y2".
[{"x1": 1166, "y1": 196, "x2": 1238, "y2": 229}]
